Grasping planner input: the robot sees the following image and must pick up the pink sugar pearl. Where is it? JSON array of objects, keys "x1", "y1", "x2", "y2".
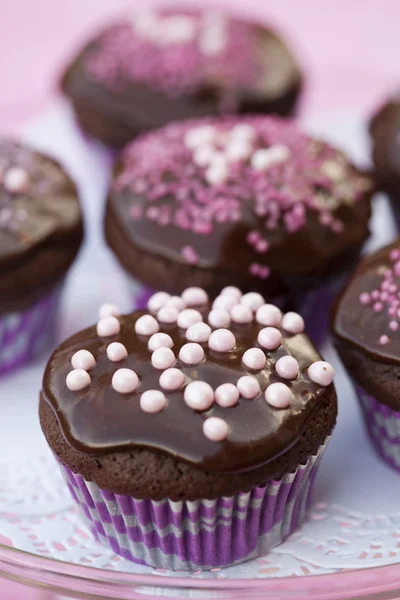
[
  {"x1": 177, "y1": 308, "x2": 203, "y2": 329},
  {"x1": 186, "y1": 322, "x2": 211, "y2": 342},
  {"x1": 135, "y1": 314, "x2": 160, "y2": 336},
  {"x1": 213, "y1": 295, "x2": 238, "y2": 311},
  {"x1": 151, "y1": 347, "x2": 176, "y2": 369},
  {"x1": 98, "y1": 303, "x2": 121, "y2": 319},
  {"x1": 107, "y1": 342, "x2": 128, "y2": 362},
  {"x1": 256, "y1": 304, "x2": 282, "y2": 327},
  {"x1": 140, "y1": 390, "x2": 167, "y2": 413},
  {"x1": 166, "y1": 296, "x2": 186, "y2": 311},
  {"x1": 203, "y1": 417, "x2": 229, "y2": 441},
  {"x1": 265, "y1": 383, "x2": 292, "y2": 408},
  {"x1": 179, "y1": 343, "x2": 204, "y2": 365},
  {"x1": 148, "y1": 291, "x2": 170, "y2": 312},
  {"x1": 97, "y1": 316, "x2": 120, "y2": 337},
  {"x1": 157, "y1": 306, "x2": 179, "y2": 324},
  {"x1": 236, "y1": 376, "x2": 260, "y2": 399},
  {"x1": 221, "y1": 286, "x2": 242, "y2": 299},
  {"x1": 112, "y1": 368, "x2": 139, "y2": 393},
  {"x1": 242, "y1": 347, "x2": 266, "y2": 370},
  {"x1": 66, "y1": 369, "x2": 91, "y2": 391},
  {"x1": 275, "y1": 355, "x2": 299, "y2": 379},
  {"x1": 308, "y1": 361, "x2": 334, "y2": 386},
  {"x1": 257, "y1": 327, "x2": 282, "y2": 350},
  {"x1": 208, "y1": 308, "x2": 231, "y2": 328},
  {"x1": 181, "y1": 287, "x2": 209, "y2": 306},
  {"x1": 215, "y1": 383, "x2": 240, "y2": 407},
  {"x1": 282, "y1": 312, "x2": 305, "y2": 334},
  {"x1": 159, "y1": 368, "x2": 185, "y2": 390},
  {"x1": 208, "y1": 329, "x2": 236, "y2": 352},
  {"x1": 71, "y1": 349, "x2": 96, "y2": 370},
  {"x1": 240, "y1": 292, "x2": 265, "y2": 312},
  {"x1": 231, "y1": 304, "x2": 253, "y2": 324},
  {"x1": 148, "y1": 332, "x2": 174, "y2": 351},
  {"x1": 184, "y1": 381, "x2": 214, "y2": 410}
]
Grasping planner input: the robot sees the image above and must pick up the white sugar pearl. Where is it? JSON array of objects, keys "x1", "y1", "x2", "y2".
[
  {"x1": 208, "y1": 308, "x2": 231, "y2": 328},
  {"x1": 181, "y1": 287, "x2": 209, "y2": 306},
  {"x1": 231, "y1": 304, "x2": 253, "y2": 324},
  {"x1": 308, "y1": 361, "x2": 334, "y2": 386},
  {"x1": 159, "y1": 368, "x2": 185, "y2": 390},
  {"x1": 66, "y1": 369, "x2": 91, "y2": 391},
  {"x1": 135, "y1": 314, "x2": 160, "y2": 336},
  {"x1": 205, "y1": 158, "x2": 228, "y2": 185},
  {"x1": 177, "y1": 309, "x2": 203, "y2": 329},
  {"x1": 208, "y1": 329, "x2": 236, "y2": 352},
  {"x1": 213, "y1": 295, "x2": 238, "y2": 311},
  {"x1": 215, "y1": 383, "x2": 239, "y2": 407},
  {"x1": 203, "y1": 417, "x2": 229, "y2": 441},
  {"x1": 265, "y1": 382, "x2": 292, "y2": 408},
  {"x1": 184, "y1": 125, "x2": 216, "y2": 149},
  {"x1": 241, "y1": 292, "x2": 265, "y2": 312},
  {"x1": 221, "y1": 286, "x2": 242, "y2": 299},
  {"x1": 140, "y1": 390, "x2": 167, "y2": 413},
  {"x1": 184, "y1": 381, "x2": 214, "y2": 410},
  {"x1": 107, "y1": 342, "x2": 128, "y2": 362},
  {"x1": 112, "y1": 368, "x2": 139, "y2": 393},
  {"x1": 148, "y1": 291, "x2": 171, "y2": 313},
  {"x1": 251, "y1": 145, "x2": 290, "y2": 170},
  {"x1": 157, "y1": 306, "x2": 179, "y2": 324},
  {"x1": 71, "y1": 349, "x2": 95, "y2": 370},
  {"x1": 257, "y1": 327, "x2": 282, "y2": 350},
  {"x1": 186, "y1": 322, "x2": 211, "y2": 342},
  {"x1": 275, "y1": 356, "x2": 299, "y2": 380},
  {"x1": 4, "y1": 167, "x2": 29, "y2": 192},
  {"x1": 166, "y1": 296, "x2": 186, "y2": 311},
  {"x1": 179, "y1": 343, "x2": 204, "y2": 365},
  {"x1": 242, "y1": 348, "x2": 266, "y2": 370},
  {"x1": 151, "y1": 347, "x2": 176, "y2": 370},
  {"x1": 237, "y1": 376, "x2": 260, "y2": 399},
  {"x1": 97, "y1": 316, "x2": 120, "y2": 337},
  {"x1": 256, "y1": 304, "x2": 282, "y2": 327},
  {"x1": 99, "y1": 303, "x2": 121, "y2": 319},
  {"x1": 281, "y1": 312, "x2": 305, "y2": 334},
  {"x1": 148, "y1": 333, "x2": 174, "y2": 351}
]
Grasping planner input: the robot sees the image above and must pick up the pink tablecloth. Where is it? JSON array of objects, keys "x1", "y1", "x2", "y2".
[{"x1": 1, "y1": 1, "x2": 399, "y2": 598}]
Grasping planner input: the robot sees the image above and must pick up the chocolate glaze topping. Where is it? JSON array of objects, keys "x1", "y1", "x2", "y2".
[{"x1": 42, "y1": 294, "x2": 334, "y2": 473}]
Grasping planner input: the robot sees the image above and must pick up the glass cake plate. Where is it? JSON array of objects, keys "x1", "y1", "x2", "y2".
[{"x1": 1, "y1": 101, "x2": 400, "y2": 599}]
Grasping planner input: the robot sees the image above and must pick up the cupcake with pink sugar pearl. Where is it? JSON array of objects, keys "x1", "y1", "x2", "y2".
[
  {"x1": 40, "y1": 286, "x2": 336, "y2": 570},
  {"x1": 333, "y1": 240, "x2": 400, "y2": 472},
  {"x1": 106, "y1": 115, "x2": 373, "y2": 344}
]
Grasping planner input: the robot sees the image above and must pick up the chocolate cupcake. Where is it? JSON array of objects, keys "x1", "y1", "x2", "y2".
[
  {"x1": 40, "y1": 286, "x2": 337, "y2": 570},
  {"x1": 106, "y1": 115, "x2": 373, "y2": 343},
  {"x1": 332, "y1": 240, "x2": 400, "y2": 471},
  {"x1": 369, "y1": 96, "x2": 400, "y2": 227},
  {"x1": 0, "y1": 140, "x2": 83, "y2": 374},
  {"x1": 61, "y1": 6, "x2": 302, "y2": 147}
]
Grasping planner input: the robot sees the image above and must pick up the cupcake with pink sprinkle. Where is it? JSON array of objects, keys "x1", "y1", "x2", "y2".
[
  {"x1": 40, "y1": 286, "x2": 336, "y2": 570},
  {"x1": 333, "y1": 240, "x2": 400, "y2": 472},
  {"x1": 105, "y1": 115, "x2": 373, "y2": 343}
]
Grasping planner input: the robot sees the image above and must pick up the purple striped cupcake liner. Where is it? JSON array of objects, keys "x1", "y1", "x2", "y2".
[
  {"x1": 355, "y1": 384, "x2": 400, "y2": 472},
  {"x1": 57, "y1": 437, "x2": 329, "y2": 570},
  {"x1": 0, "y1": 286, "x2": 62, "y2": 375}
]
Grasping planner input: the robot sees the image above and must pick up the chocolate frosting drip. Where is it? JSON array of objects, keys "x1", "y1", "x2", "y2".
[{"x1": 42, "y1": 304, "x2": 332, "y2": 473}]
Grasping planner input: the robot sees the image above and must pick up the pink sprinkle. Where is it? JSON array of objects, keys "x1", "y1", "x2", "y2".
[
  {"x1": 265, "y1": 382, "x2": 292, "y2": 408},
  {"x1": 166, "y1": 296, "x2": 186, "y2": 311},
  {"x1": 4, "y1": 167, "x2": 29, "y2": 193},
  {"x1": 380, "y1": 291, "x2": 389, "y2": 302},
  {"x1": 236, "y1": 375, "x2": 260, "y2": 399},
  {"x1": 359, "y1": 293, "x2": 370, "y2": 305},
  {"x1": 373, "y1": 302, "x2": 383, "y2": 313},
  {"x1": 135, "y1": 314, "x2": 159, "y2": 336},
  {"x1": 203, "y1": 417, "x2": 229, "y2": 442},
  {"x1": 179, "y1": 343, "x2": 204, "y2": 365},
  {"x1": 157, "y1": 306, "x2": 179, "y2": 324},
  {"x1": 107, "y1": 342, "x2": 128, "y2": 362},
  {"x1": 99, "y1": 303, "x2": 121, "y2": 319},
  {"x1": 184, "y1": 381, "x2": 214, "y2": 410},
  {"x1": 213, "y1": 295, "x2": 238, "y2": 311},
  {"x1": 257, "y1": 327, "x2": 282, "y2": 350},
  {"x1": 71, "y1": 349, "x2": 96, "y2": 371},
  {"x1": 159, "y1": 368, "x2": 185, "y2": 391},
  {"x1": 181, "y1": 287, "x2": 209, "y2": 306},
  {"x1": 247, "y1": 230, "x2": 260, "y2": 244},
  {"x1": 221, "y1": 286, "x2": 242, "y2": 299},
  {"x1": 148, "y1": 332, "x2": 174, "y2": 351},
  {"x1": 140, "y1": 390, "x2": 167, "y2": 413},
  {"x1": 112, "y1": 368, "x2": 139, "y2": 393},
  {"x1": 215, "y1": 383, "x2": 240, "y2": 407},
  {"x1": 256, "y1": 304, "x2": 282, "y2": 327},
  {"x1": 379, "y1": 335, "x2": 390, "y2": 345},
  {"x1": 308, "y1": 361, "x2": 334, "y2": 386},
  {"x1": 240, "y1": 292, "x2": 265, "y2": 312},
  {"x1": 151, "y1": 347, "x2": 176, "y2": 369},
  {"x1": 66, "y1": 369, "x2": 91, "y2": 391},
  {"x1": 242, "y1": 347, "x2": 266, "y2": 370},
  {"x1": 97, "y1": 316, "x2": 120, "y2": 337},
  {"x1": 186, "y1": 322, "x2": 211, "y2": 342},
  {"x1": 231, "y1": 304, "x2": 253, "y2": 324},
  {"x1": 208, "y1": 328, "x2": 236, "y2": 352},
  {"x1": 390, "y1": 321, "x2": 399, "y2": 331},
  {"x1": 181, "y1": 245, "x2": 199, "y2": 265},
  {"x1": 148, "y1": 291, "x2": 171, "y2": 312},
  {"x1": 275, "y1": 355, "x2": 299, "y2": 380},
  {"x1": 208, "y1": 308, "x2": 231, "y2": 328},
  {"x1": 255, "y1": 239, "x2": 269, "y2": 253},
  {"x1": 390, "y1": 249, "x2": 400, "y2": 261},
  {"x1": 371, "y1": 290, "x2": 380, "y2": 301},
  {"x1": 177, "y1": 308, "x2": 203, "y2": 329},
  {"x1": 281, "y1": 312, "x2": 305, "y2": 334}
]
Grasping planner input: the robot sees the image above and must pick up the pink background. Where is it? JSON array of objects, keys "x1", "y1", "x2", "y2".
[{"x1": 0, "y1": 0, "x2": 399, "y2": 598}]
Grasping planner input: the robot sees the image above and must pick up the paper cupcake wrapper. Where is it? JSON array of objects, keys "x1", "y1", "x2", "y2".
[
  {"x1": 355, "y1": 384, "x2": 400, "y2": 472},
  {"x1": 57, "y1": 438, "x2": 329, "y2": 570},
  {"x1": 0, "y1": 286, "x2": 62, "y2": 375}
]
